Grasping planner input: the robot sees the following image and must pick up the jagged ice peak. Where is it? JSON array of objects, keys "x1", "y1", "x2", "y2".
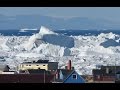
[{"x1": 39, "y1": 26, "x2": 57, "y2": 35}]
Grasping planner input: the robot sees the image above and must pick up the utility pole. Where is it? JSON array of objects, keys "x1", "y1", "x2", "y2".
[
  {"x1": 44, "y1": 70, "x2": 45, "y2": 83},
  {"x1": 115, "y1": 58, "x2": 117, "y2": 82}
]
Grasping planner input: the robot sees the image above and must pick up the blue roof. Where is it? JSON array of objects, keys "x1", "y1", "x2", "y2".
[{"x1": 63, "y1": 70, "x2": 85, "y2": 83}]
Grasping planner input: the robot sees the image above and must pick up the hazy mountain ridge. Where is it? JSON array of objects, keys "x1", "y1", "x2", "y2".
[{"x1": 0, "y1": 14, "x2": 120, "y2": 30}]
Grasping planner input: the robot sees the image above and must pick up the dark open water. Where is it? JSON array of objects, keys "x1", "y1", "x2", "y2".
[{"x1": 0, "y1": 29, "x2": 120, "y2": 36}]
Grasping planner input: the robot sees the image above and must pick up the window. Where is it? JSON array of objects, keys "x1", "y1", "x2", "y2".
[
  {"x1": 106, "y1": 68, "x2": 109, "y2": 74},
  {"x1": 26, "y1": 65, "x2": 28, "y2": 66},
  {"x1": 117, "y1": 74, "x2": 120, "y2": 79},
  {"x1": 22, "y1": 65, "x2": 24, "y2": 67},
  {"x1": 97, "y1": 75, "x2": 100, "y2": 79},
  {"x1": 43, "y1": 65, "x2": 46, "y2": 66},
  {"x1": 109, "y1": 69, "x2": 112, "y2": 74},
  {"x1": 36, "y1": 65, "x2": 39, "y2": 66},
  {"x1": 72, "y1": 74, "x2": 77, "y2": 79},
  {"x1": 29, "y1": 65, "x2": 31, "y2": 66}
]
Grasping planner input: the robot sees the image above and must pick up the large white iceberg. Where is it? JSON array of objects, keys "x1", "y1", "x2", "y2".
[{"x1": 0, "y1": 26, "x2": 120, "y2": 75}]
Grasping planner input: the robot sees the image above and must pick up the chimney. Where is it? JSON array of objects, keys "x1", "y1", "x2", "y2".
[
  {"x1": 106, "y1": 67, "x2": 109, "y2": 74},
  {"x1": 71, "y1": 67, "x2": 74, "y2": 70},
  {"x1": 65, "y1": 66, "x2": 67, "y2": 69},
  {"x1": 32, "y1": 61, "x2": 35, "y2": 63},
  {"x1": 67, "y1": 60, "x2": 72, "y2": 70},
  {"x1": 55, "y1": 70, "x2": 59, "y2": 79}
]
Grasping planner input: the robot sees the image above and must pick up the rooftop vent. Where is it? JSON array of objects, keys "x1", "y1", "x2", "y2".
[{"x1": 37, "y1": 60, "x2": 49, "y2": 63}]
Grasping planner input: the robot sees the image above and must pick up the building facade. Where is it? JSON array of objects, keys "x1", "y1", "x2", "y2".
[
  {"x1": 52, "y1": 60, "x2": 85, "y2": 83},
  {"x1": 18, "y1": 60, "x2": 58, "y2": 71},
  {"x1": 0, "y1": 74, "x2": 54, "y2": 83},
  {"x1": 0, "y1": 65, "x2": 10, "y2": 74},
  {"x1": 63, "y1": 70, "x2": 85, "y2": 83},
  {"x1": 92, "y1": 66, "x2": 120, "y2": 83}
]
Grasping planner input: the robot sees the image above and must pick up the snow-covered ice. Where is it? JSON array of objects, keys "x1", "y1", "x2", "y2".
[{"x1": 0, "y1": 26, "x2": 120, "y2": 75}]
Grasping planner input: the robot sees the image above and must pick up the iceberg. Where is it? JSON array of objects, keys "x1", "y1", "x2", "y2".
[{"x1": 0, "y1": 26, "x2": 120, "y2": 75}]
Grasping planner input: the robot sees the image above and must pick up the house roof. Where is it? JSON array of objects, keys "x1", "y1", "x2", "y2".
[
  {"x1": 63, "y1": 70, "x2": 86, "y2": 83},
  {"x1": 92, "y1": 68, "x2": 116, "y2": 76},
  {"x1": 53, "y1": 69, "x2": 74, "y2": 82},
  {"x1": 0, "y1": 64, "x2": 10, "y2": 71},
  {"x1": 54, "y1": 69, "x2": 85, "y2": 83},
  {"x1": 21, "y1": 60, "x2": 58, "y2": 64},
  {"x1": 63, "y1": 70, "x2": 76, "y2": 82},
  {"x1": 116, "y1": 71, "x2": 120, "y2": 74},
  {"x1": 101, "y1": 66, "x2": 120, "y2": 71},
  {"x1": 101, "y1": 66, "x2": 120, "y2": 68},
  {"x1": 22, "y1": 62, "x2": 58, "y2": 64},
  {"x1": 58, "y1": 69, "x2": 74, "y2": 78}
]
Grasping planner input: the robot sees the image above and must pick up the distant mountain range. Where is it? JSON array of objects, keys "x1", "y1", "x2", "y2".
[{"x1": 0, "y1": 14, "x2": 120, "y2": 30}]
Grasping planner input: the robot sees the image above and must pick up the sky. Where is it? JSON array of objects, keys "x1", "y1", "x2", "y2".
[{"x1": 0, "y1": 7, "x2": 120, "y2": 22}]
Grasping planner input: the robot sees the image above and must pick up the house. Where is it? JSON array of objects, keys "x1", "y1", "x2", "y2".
[
  {"x1": 115, "y1": 71, "x2": 120, "y2": 83},
  {"x1": 52, "y1": 60, "x2": 85, "y2": 83},
  {"x1": 1, "y1": 71, "x2": 17, "y2": 74},
  {"x1": 92, "y1": 65, "x2": 120, "y2": 83},
  {"x1": 0, "y1": 74, "x2": 54, "y2": 83},
  {"x1": 114, "y1": 70, "x2": 120, "y2": 83},
  {"x1": 0, "y1": 68, "x2": 54, "y2": 83},
  {"x1": 0, "y1": 64, "x2": 10, "y2": 74},
  {"x1": 63, "y1": 70, "x2": 85, "y2": 83},
  {"x1": 18, "y1": 60, "x2": 58, "y2": 71}
]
